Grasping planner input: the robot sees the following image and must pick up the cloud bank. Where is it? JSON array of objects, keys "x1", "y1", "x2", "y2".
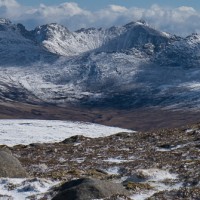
[{"x1": 0, "y1": 0, "x2": 200, "y2": 35}]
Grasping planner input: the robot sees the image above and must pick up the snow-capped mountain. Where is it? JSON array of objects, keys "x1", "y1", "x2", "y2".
[
  {"x1": 29, "y1": 20, "x2": 176, "y2": 56},
  {"x1": 0, "y1": 18, "x2": 200, "y2": 110},
  {"x1": 0, "y1": 19, "x2": 57, "y2": 66}
]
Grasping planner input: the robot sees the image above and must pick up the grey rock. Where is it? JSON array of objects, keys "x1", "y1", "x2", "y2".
[
  {"x1": 0, "y1": 151, "x2": 28, "y2": 178},
  {"x1": 62, "y1": 135, "x2": 89, "y2": 144},
  {"x1": 0, "y1": 146, "x2": 12, "y2": 155},
  {"x1": 52, "y1": 178, "x2": 129, "y2": 200}
]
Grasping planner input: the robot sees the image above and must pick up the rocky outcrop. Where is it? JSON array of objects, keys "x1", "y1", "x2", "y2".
[{"x1": 52, "y1": 178, "x2": 129, "y2": 200}]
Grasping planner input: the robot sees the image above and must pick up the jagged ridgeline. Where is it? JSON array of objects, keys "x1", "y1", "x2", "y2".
[{"x1": 0, "y1": 18, "x2": 200, "y2": 109}]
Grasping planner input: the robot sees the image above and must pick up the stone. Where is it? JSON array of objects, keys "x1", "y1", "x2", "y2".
[
  {"x1": 52, "y1": 178, "x2": 129, "y2": 200},
  {"x1": 0, "y1": 151, "x2": 28, "y2": 178}
]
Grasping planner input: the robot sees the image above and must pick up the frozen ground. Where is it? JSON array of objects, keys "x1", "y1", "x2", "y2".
[
  {"x1": 0, "y1": 119, "x2": 133, "y2": 146},
  {"x1": 0, "y1": 169, "x2": 180, "y2": 200},
  {"x1": 0, "y1": 178, "x2": 59, "y2": 200},
  {"x1": 0, "y1": 120, "x2": 193, "y2": 199}
]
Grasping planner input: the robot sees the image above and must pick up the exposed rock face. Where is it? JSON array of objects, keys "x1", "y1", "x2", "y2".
[
  {"x1": 0, "y1": 151, "x2": 28, "y2": 178},
  {"x1": 52, "y1": 178, "x2": 129, "y2": 200}
]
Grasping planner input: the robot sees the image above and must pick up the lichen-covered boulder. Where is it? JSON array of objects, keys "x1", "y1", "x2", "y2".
[
  {"x1": 53, "y1": 178, "x2": 129, "y2": 200},
  {"x1": 0, "y1": 150, "x2": 28, "y2": 178}
]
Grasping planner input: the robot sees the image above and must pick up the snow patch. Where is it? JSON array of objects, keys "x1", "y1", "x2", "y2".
[
  {"x1": 105, "y1": 166, "x2": 120, "y2": 175},
  {"x1": 185, "y1": 129, "x2": 194, "y2": 133},
  {"x1": 136, "y1": 168, "x2": 177, "y2": 181},
  {"x1": 0, "y1": 120, "x2": 133, "y2": 146},
  {"x1": 103, "y1": 157, "x2": 134, "y2": 163},
  {"x1": 129, "y1": 169, "x2": 181, "y2": 200},
  {"x1": 0, "y1": 178, "x2": 59, "y2": 200}
]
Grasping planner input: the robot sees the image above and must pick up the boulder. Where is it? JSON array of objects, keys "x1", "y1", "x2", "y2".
[
  {"x1": 52, "y1": 178, "x2": 129, "y2": 200},
  {"x1": 62, "y1": 135, "x2": 89, "y2": 144},
  {"x1": 0, "y1": 151, "x2": 28, "y2": 178}
]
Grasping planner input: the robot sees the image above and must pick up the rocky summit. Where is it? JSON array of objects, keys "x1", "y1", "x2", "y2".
[{"x1": 1, "y1": 122, "x2": 199, "y2": 199}]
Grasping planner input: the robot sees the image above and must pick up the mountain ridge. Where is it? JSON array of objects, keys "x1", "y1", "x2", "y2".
[
  {"x1": 0, "y1": 18, "x2": 176, "y2": 57},
  {"x1": 0, "y1": 18, "x2": 200, "y2": 112}
]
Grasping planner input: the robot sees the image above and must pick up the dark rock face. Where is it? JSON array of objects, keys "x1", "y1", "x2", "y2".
[
  {"x1": 52, "y1": 178, "x2": 129, "y2": 200},
  {"x1": 0, "y1": 151, "x2": 28, "y2": 178}
]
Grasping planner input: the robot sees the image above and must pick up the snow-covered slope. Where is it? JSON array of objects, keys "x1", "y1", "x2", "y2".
[
  {"x1": 155, "y1": 33, "x2": 200, "y2": 67},
  {"x1": 30, "y1": 22, "x2": 129, "y2": 56},
  {"x1": 99, "y1": 21, "x2": 175, "y2": 54},
  {"x1": 0, "y1": 18, "x2": 200, "y2": 110},
  {"x1": 0, "y1": 19, "x2": 56, "y2": 66},
  {"x1": 31, "y1": 21, "x2": 174, "y2": 56},
  {"x1": 30, "y1": 23, "x2": 123, "y2": 56},
  {"x1": 0, "y1": 120, "x2": 132, "y2": 146}
]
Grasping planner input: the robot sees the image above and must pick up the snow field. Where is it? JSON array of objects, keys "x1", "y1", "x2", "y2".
[{"x1": 0, "y1": 119, "x2": 133, "y2": 146}]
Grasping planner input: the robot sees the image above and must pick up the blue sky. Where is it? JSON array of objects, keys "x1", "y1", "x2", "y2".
[
  {"x1": 1, "y1": 0, "x2": 200, "y2": 35},
  {"x1": 17, "y1": 0, "x2": 200, "y2": 10}
]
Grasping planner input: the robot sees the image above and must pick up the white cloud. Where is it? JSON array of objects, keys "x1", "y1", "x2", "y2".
[
  {"x1": 0, "y1": 0, "x2": 19, "y2": 7},
  {"x1": 0, "y1": 0, "x2": 20, "y2": 18},
  {"x1": 109, "y1": 5, "x2": 127, "y2": 13},
  {"x1": 1, "y1": 0, "x2": 200, "y2": 36},
  {"x1": 35, "y1": 2, "x2": 90, "y2": 17}
]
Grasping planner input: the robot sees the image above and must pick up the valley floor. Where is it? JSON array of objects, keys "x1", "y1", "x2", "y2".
[{"x1": 0, "y1": 101, "x2": 200, "y2": 131}]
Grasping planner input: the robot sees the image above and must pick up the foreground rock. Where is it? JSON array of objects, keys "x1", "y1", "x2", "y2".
[
  {"x1": 0, "y1": 150, "x2": 27, "y2": 178},
  {"x1": 52, "y1": 178, "x2": 129, "y2": 200}
]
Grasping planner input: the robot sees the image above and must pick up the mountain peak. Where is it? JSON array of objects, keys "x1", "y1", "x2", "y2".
[
  {"x1": 32, "y1": 23, "x2": 71, "y2": 44},
  {"x1": 124, "y1": 20, "x2": 148, "y2": 28},
  {"x1": 0, "y1": 18, "x2": 11, "y2": 25},
  {"x1": 137, "y1": 19, "x2": 147, "y2": 25},
  {"x1": 36, "y1": 23, "x2": 69, "y2": 32},
  {"x1": 185, "y1": 33, "x2": 200, "y2": 44},
  {"x1": 32, "y1": 23, "x2": 70, "y2": 38},
  {"x1": 186, "y1": 33, "x2": 200, "y2": 39}
]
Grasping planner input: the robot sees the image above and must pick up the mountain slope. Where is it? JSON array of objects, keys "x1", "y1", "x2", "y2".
[
  {"x1": 155, "y1": 33, "x2": 200, "y2": 67},
  {"x1": 0, "y1": 19, "x2": 57, "y2": 66},
  {"x1": 31, "y1": 23, "x2": 122, "y2": 56},
  {"x1": 98, "y1": 21, "x2": 176, "y2": 54},
  {"x1": 30, "y1": 21, "x2": 174, "y2": 56},
  {"x1": 0, "y1": 19, "x2": 200, "y2": 111}
]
